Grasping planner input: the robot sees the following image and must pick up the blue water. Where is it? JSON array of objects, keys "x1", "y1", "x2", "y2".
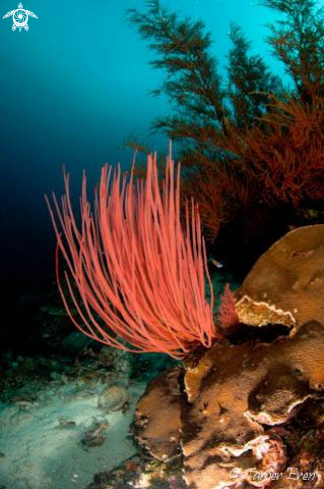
[{"x1": 0, "y1": 0, "x2": 285, "y2": 306}]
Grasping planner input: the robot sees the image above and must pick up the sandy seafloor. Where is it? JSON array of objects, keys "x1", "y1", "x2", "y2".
[
  {"x1": 0, "y1": 374, "x2": 146, "y2": 489},
  {"x1": 0, "y1": 272, "x2": 234, "y2": 489}
]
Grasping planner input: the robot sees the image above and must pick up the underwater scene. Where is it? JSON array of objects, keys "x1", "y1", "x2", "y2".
[{"x1": 1, "y1": 0, "x2": 324, "y2": 488}]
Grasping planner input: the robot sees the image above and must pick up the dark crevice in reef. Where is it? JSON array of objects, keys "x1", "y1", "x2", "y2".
[{"x1": 227, "y1": 323, "x2": 291, "y2": 346}]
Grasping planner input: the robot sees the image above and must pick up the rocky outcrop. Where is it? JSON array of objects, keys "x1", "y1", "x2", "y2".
[{"x1": 134, "y1": 225, "x2": 324, "y2": 488}]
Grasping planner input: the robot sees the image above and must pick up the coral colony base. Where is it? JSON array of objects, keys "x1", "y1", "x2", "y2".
[{"x1": 47, "y1": 153, "x2": 324, "y2": 488}]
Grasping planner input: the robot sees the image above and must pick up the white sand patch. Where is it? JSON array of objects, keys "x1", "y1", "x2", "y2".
[{"x1": 0, "y1": 379, "x2": 146, "y2": 489}]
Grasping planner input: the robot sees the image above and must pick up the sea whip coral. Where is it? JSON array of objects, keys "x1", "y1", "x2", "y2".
[{"x1": 46, "y1": 150, "x2": 219, "y2": 358}]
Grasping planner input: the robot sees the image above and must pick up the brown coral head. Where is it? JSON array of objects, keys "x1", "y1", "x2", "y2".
[{"x1": 236, "y1": 225, "x2": 324, "y2": 332}]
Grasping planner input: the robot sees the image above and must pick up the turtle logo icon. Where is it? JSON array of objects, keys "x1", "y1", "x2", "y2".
[{"x1": 3, "y1": 3, "x2": 38, "y2": 32}]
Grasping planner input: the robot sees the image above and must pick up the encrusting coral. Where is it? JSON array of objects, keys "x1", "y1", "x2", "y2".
[
  {"x1": 236, "y1": 224, "x2": 324, "y2": 331},
  {"x1": 134, "y1": 226, "x2": 324, "y2": 489},
  {"x1": 134, "y1": 366, "x2": 182, "y2": 461},
  {"x1": 180, "y1": 320, "x2": 324, "y2": 488}
]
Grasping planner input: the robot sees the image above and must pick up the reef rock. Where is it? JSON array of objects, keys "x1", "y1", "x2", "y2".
[
  {"x1": 134, "y1": 226, "x2": 324, "y2": 488},
  {"x1": 133, "y1": 367, "x2": 182, "y2": 461},
  {"x1": 182, "y1": 320, "x2": 324, "y2": 488},
  {"x1": 98, "y1": 384, "x2": 130, "y2": 413}
]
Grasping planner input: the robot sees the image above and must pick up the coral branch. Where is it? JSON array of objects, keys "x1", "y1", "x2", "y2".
[
  {"x1": 217, "y1": 283, "x2": 239, "y2": 331},
  {"x1": 46, "y1": 152, "x2": 220, "y2": 358}
]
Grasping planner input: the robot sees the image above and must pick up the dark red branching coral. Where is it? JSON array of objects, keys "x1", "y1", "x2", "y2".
[
  {"x1": 214, "y1": 95, "x2": 324, "y2": 231},
  {"x1": 217, "y1": 282, "x2": 239, "y2": 331},
  {"x1": 243, "y1": 96, "x2": 324, "y2": 207},
  {"x1": 46, "y1": 152, "x2": 221, "y2": 359},
  {"x1": 127, "y1": 1, "x2": 324, "y2": 241},
  {"x1": 181, "y1": 168, "x2": 228, "y2": 242}
]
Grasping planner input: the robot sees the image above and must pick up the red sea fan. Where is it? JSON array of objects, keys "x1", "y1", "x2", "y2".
[
  {"x1": 217, "y1": 283, "x2": 239, "y2": 331},
  {"x1": 45, "y1": 151, "x2": 221, "y2": 359}
]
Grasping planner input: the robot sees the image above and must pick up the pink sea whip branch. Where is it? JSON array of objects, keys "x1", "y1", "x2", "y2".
[{"x1": 45, "y1": 151, "x2": 219, "y2": 359}]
